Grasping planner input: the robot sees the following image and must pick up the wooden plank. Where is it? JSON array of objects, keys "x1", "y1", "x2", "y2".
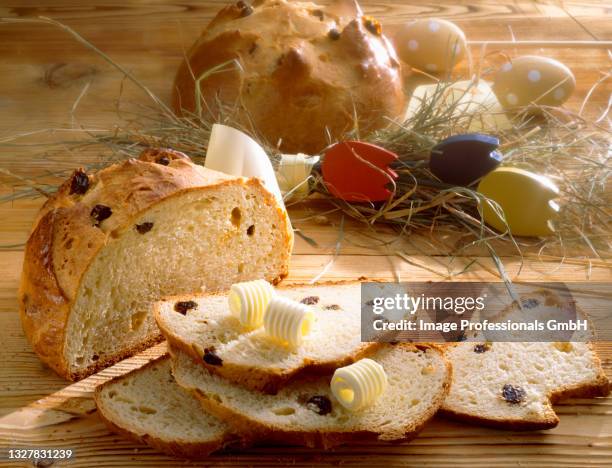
[{"x1": 0, "y1": 418, "x2": 610, "y2": 467}]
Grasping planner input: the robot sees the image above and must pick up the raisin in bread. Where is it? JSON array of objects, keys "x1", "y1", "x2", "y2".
[
  {"x1": 170, "y1": 344, "x2": 451, "y2": 449},
  {"x1": 441, "y1": 342, "x2": 610, "y2": 429},
  {"x1": 95, "y1": 355, "x2": 244, "y2": 458},
  {"x1": 155, "y1": 282, "x2": 379, "y2": 393},
  {"x1": 20, "y1": 148, "x2": 293, "y2": 380}
]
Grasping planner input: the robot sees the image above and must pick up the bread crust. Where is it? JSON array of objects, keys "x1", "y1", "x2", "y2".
[
  {"x1": 439, "y1": 342, "x2": 611, "y2": 430},
  {"x1": 172, "y1": 0, "x2": 405, "y2": 154},
  {"x1": 94, "y1": 355, "x2": 247, "y2": 458},
  {"x1": 172, "y1": 343, "x2": 452, "y2": 449},
  {"x1": 19, "y1": 149, "x2": 292, "y2": 381},
  {"x1": 19, "y1": 208, "x2": 71, "y2": 378},
  {"x1": 154, "y1": 281, "x2": 382, "y2": 394},
  {"x1": 438, "y1": 407, "x2": 560, "y2": 431}
]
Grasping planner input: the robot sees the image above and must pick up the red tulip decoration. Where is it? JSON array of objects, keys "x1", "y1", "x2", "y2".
[{"x1": 321, "y1": 141, "x2": 399, "y2": 202}]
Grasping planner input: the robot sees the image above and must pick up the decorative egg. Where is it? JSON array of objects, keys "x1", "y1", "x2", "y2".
[
  {"x1": 493, "y1": 55, "x2": 575, "y2": 109},
  {"x1": 393, "y1": 18, "x2": 467, "y2": 75},
  {"x1": 405, "y1": 80, "x2": 512, "y2": 133},
  {"x1": 430, "y1": 133, "x2": 503, "y2": 186},
  {"x1": 322, "y1": 141, "x2": 398, "y2": 202},
  {"x1": 477, "y1": 167, "x2": 560, "y2": 237},
  {"x1": 276, "y1": 153, "x2": 320, "y2": 198}
]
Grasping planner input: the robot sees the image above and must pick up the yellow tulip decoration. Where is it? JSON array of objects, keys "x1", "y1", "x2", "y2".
[{"x1": 477, "y1": 167, "x2": 560, "y2": 237}]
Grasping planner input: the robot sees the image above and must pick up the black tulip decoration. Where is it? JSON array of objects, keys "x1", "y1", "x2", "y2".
[{"x1": 429, "y1": 133, "x2": 503, "y2": 186}]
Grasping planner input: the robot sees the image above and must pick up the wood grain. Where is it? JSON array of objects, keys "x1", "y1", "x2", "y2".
[{"x1": 0, "y1": 0, "x2": 610, "y2": 466}]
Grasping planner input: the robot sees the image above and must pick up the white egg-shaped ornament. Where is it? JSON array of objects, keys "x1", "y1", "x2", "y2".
[
  {"x1": 393, "y1": 18, "x2": 467, "y2": 75},
  {"x1": 493, "y1": 55, "x2": 576, "y2": 110}
]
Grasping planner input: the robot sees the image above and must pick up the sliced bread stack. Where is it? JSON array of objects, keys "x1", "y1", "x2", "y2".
[
  {"x1": 159, "y1": 282, "x2": 452, "y2": 448},
  {"x1": 96, "y1": 282, "x2": 452, "y2": 456},
  {"x1": 170, "y1": 342, "x2": 450, "y2": 448},
  {"x1": 95, "y1": 283, "x2": 610, "y2": 458},
  {"x1": 155, "y1": 282, "x2": 380, "y2": 393}
]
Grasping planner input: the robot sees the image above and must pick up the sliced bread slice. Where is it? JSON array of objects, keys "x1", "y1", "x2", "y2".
[
  {"x1": 155, "y1": 282, "x2": 379, "y2": 393},
  {"x1": 170, "y1": 343, "x2": 451, "y2": 449},
  {"x1": 440, "y1": 342, "x2": 610, "y2": 430},
  {"x1": 94, "y1": 355, "x2": 243, "y2": 458}
]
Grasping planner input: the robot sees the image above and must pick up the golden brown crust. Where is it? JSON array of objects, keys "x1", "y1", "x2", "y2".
[
  {"x1": 172, "y1": 0, "x2": 405, "y2": 154},
  {"x1": 438, "y1": 408, "x2": 560, "y2": 431},
  {"x1": 19, "y1": 150, "x2": 292, "y2": 381},
  {"x1": 94, "y1": 355, "x2": 248, "y2": 458},
  {"x1": 182, "y1": 344, "x2": 452, "y2": 449},
  {"x1": 19, "y1": 209, "x2": 72, "y2": 379},
  {"x1": 19, "y1": 201, "x2": 166, "y2": 380},
  {"x1": 154, "y1": 281, "x2": 379, "y2": 394},
  {"x1": 96, "y1": 410, "x2": 229, "y2": 459}
]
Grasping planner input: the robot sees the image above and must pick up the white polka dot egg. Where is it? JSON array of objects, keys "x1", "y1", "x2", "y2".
[
  {"x1": 493, "y1": 55, "x2": 575, "y2": 109},
  {"x1": 393, "y1": 18, "x2": 467, "y2": 75}
]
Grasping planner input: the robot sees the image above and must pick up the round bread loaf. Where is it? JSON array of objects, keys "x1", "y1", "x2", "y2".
[
  {"x1": 172, "y1": 0, "x2": 405, "y2": 154},
  {"x1": 19, "y1": 148, "x2": 293, "y2": 380}
]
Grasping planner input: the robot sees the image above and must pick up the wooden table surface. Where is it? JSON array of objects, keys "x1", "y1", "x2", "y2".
[{"x1": 0, "y1": 1, "x2": 610, "y2": 466}]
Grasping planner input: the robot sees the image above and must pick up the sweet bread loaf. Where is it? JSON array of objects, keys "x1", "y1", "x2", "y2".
[
  {"x1": 172, "y1": 0, "x2": 405, "y2": 154},
  {"x1": 19, "y1": 149, "x2": 293, "y2": 380}
]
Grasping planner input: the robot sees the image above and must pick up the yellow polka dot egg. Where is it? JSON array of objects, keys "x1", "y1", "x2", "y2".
[
  {"x1": 393, "y1": 18, "x2": 467, "y2": 75},
  {"x1": 493, "y1": 55, "x2": 575, "y2": 109}
]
